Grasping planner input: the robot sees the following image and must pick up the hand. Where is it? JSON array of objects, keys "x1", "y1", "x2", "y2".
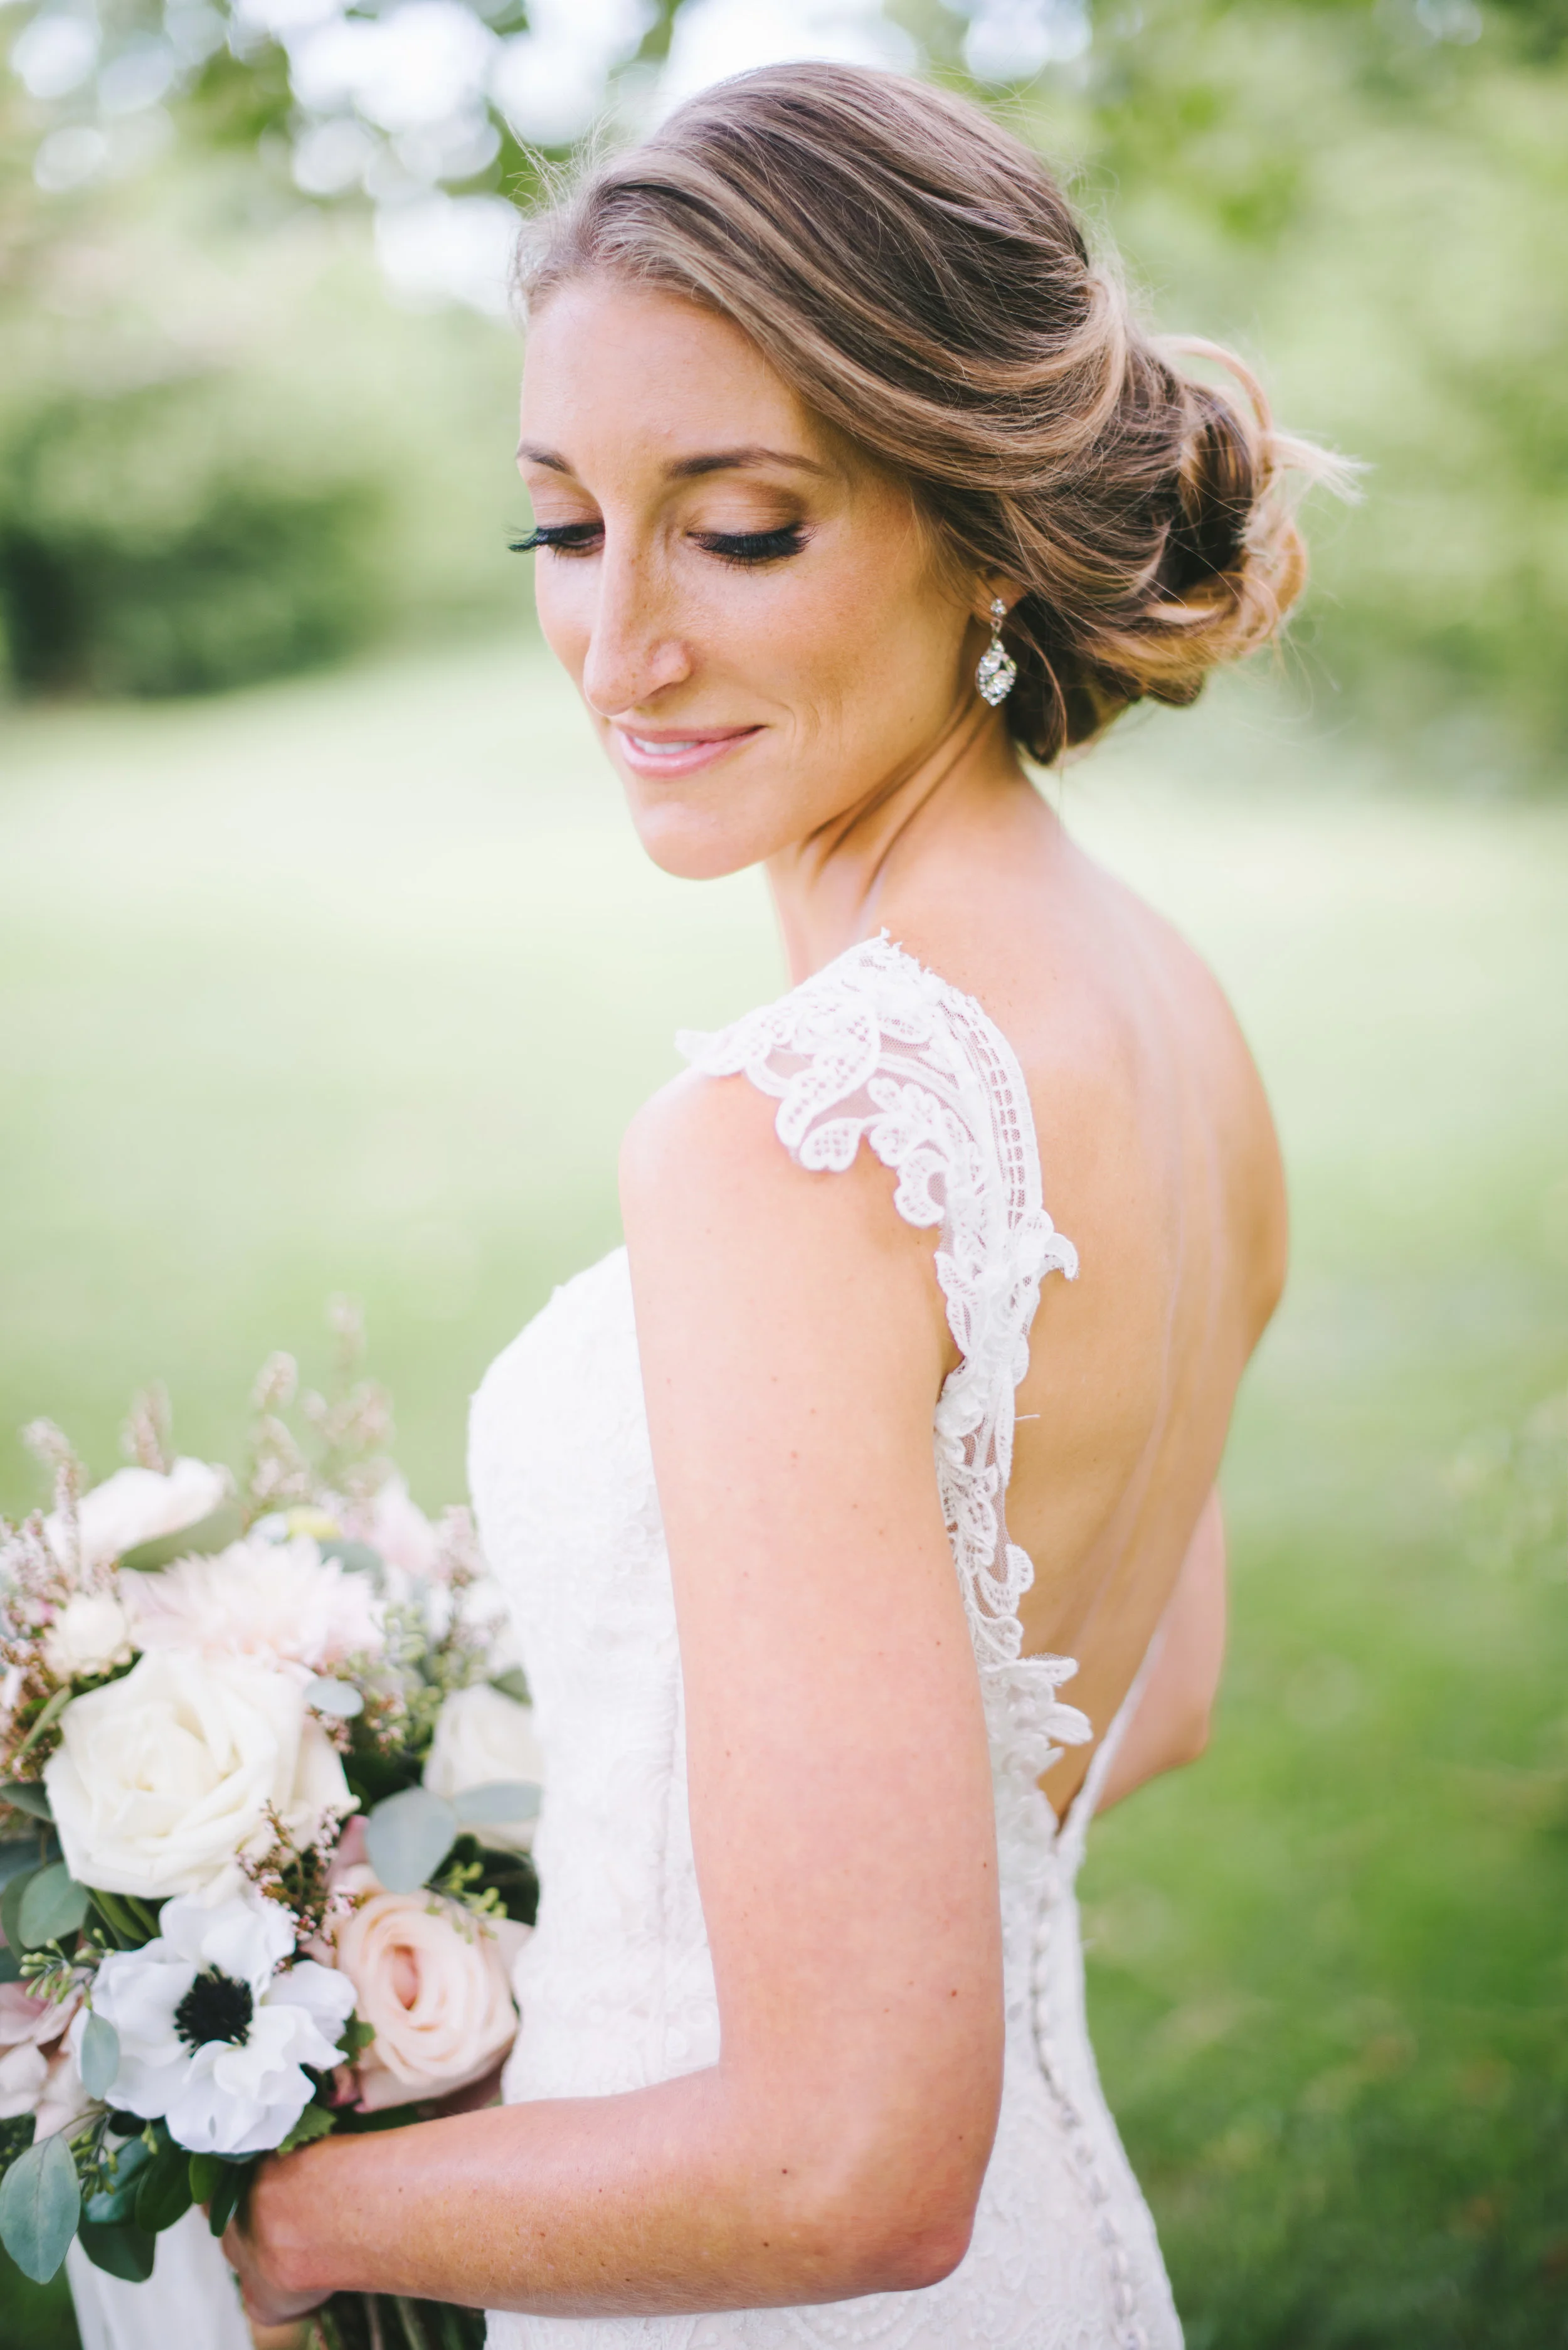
[
  {"x1": 221, "y1": 2075, "x2": 502, "y2": 2326},
  {"x1": 223, "y1": 2159, "x2": 330, "y2": 2332}
]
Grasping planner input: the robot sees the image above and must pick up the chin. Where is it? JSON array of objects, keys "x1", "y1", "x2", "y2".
[{"x1": 625, "y1": 800, "x2": 768, "y2": 883}]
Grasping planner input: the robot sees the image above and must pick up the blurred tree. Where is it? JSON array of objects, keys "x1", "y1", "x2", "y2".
[
  {"x1": 1, "y1": 0, "x2": 1564, "y2": 774},
  {"x1": 0, "y1": 96, "x2": 524, "y2": 695},
  {"x1": 1004, "y1": 0, "x2": 1568, "y2": 777}
]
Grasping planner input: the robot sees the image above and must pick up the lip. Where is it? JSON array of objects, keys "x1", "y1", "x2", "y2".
[{"x1": 610, "y1": 724, "x2": 761, "y2": 779}]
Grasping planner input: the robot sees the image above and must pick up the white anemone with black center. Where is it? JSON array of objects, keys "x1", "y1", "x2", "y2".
[{"x1": 72, "y1": 1887, "x2": 357, "y2": 2159}]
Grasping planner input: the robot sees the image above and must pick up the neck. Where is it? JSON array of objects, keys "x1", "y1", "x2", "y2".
[{"x1": 765, "y1": 699, "x2": 1034, "y2": 984}]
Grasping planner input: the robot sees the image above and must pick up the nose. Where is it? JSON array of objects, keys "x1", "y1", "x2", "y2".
[{"x1": 580, "y1": 538, "x2": 693, "y2": 718}]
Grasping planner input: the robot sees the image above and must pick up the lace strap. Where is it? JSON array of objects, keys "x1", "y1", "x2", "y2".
[{"x1": 677, "y1": 936, "x2": 1081, "y2": 1740}]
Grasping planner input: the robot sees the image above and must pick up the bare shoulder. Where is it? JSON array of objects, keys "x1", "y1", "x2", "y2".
[
  {"x1": 620, "y1": 1066, "x2": 951, "y2": 1351},
  {"x1": 620, "y1": 1064, "x2": 793, "y2": 1215},
  {"x1": 620, "y1": 1065, "x2": 866, "y2": 1238}
]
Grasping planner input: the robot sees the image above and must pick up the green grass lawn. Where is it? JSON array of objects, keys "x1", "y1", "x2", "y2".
[{"x1": 1, "y1": 642, "x2": 1564, "y2": 2346}]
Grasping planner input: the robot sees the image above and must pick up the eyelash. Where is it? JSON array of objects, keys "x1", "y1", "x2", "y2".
[
  {"x1": 509, "y1": 523, "x2": 808, "y2": 566},
  {"x1": 509, "y1": 524, "x2": 598, "y2": 555}
]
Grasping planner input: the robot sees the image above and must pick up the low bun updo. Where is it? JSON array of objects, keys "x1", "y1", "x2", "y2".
[{"x1": 520, "y1": 63, "x2": 1341, "y2": 765}]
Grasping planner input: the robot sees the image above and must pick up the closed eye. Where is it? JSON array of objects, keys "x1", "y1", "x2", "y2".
[
  {"x1": 509, "y1": 522, "x2": 809, "y2": 565},
  {"x1": 692, "y1": 524, "x2": 808, "y2": 566},
  {"x1": 510, "y1": 523, "x2": 601, "y2": 555}
]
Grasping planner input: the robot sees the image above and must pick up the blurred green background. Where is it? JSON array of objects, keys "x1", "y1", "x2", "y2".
[{"x1": 3, "y1": 1, "x2": 1566, "y2": 2344}]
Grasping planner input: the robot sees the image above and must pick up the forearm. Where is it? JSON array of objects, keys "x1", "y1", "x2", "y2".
[
  {"x1": 240, "y1": 2063, "x2": 953, "y2": 2319},
  {"x1": 1097, "y1": 1488, "x2": 1227, "y2": 1814}
]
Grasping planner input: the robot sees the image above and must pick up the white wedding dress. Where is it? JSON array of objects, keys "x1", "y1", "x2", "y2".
[{"x1": 470, "y1": 936, "x2": 1184, "y2": 2350}]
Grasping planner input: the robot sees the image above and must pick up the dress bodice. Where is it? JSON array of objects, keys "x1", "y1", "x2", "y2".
[{"x1": 469, "y1": 937, "x2": 1182, "y2": 2349}]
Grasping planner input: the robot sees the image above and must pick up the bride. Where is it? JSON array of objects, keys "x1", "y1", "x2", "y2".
[{"x1": 197, "y1": 59, "x2": 1332, "y2": 2350}]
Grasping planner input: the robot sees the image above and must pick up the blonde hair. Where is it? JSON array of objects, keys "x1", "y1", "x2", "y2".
[{"x1": 520, "y1": 64, "x2": 1343, "y2": 764}]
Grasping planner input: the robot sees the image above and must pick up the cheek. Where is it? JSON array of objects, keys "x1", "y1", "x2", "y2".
[
  {"x1": 702, "y1": 564, "x2": 881, "y2": 730},
  {"x1": 766, "y1": 564, "x2": 965, "y2": 750},
  {"x1": 533, "y1": 566, "x2": 590, "y2": 683}
]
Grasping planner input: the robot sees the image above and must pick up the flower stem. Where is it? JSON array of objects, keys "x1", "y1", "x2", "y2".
[{"x1": 393, "y1": 2300, "x2": 432, "y2": 2350}]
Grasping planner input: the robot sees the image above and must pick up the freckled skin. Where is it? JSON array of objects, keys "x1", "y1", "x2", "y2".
[
  {"x1": 519, "y1": 280, "x2": 993, "y2": 890},
  {"x1": 228, "y1": 278, "x2": 1279, "y2": 2328}
]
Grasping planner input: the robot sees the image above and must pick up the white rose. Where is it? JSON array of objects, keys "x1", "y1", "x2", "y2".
[
  {"x1": 45, "y1": 1648, "x2": 353, "y2": 1898},
  {"x1": 327, "y1": 1864, "x2": 520, "y2": 2111},
  {"x1": 424, "y1": 1683, "x2": 544, "y2": 1853},
  {"x1": 76, "y1": 1890, "x2": 357, "y2": 2157},
  {"x1": 41, "y1": 1591, "x2": 134, "y2": 1682},
  {"x1": 48, "y1": 1458, "x2": 228, "y2": 1572}
]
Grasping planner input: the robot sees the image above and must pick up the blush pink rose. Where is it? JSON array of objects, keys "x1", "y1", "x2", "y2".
[
  {"x1": 0, "y1": 1982, "x2": 90, "y2": 2138},
  {"x1": 326, "y1": 1864, "x2": 523, "y2": 2112}
]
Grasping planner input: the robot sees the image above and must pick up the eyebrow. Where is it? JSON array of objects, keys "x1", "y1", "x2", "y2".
[{"x1": 517, "y1": 443, "x2": 830, "y2": 480}]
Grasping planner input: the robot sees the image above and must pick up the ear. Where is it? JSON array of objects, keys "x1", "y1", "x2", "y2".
[{"x1": 976, "y1": 579, "x2": 1026, "y2": 622}]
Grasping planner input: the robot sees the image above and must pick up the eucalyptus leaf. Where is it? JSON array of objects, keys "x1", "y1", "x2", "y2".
[
  {"x1": 80, "y1": 2011, "x2": 121, "y2": 2101},
  {"x1": 450, "y1": 1781, "x2": 541, "y2": 1829},
  {"x1": 0, "y1": 2132, "x2": 81, "y2": 2282},
  {"x1": 488, "y1": 1668, "x2": 531, "y2": 1706},
  {"x1": 77, "y1": 2216, "x2": 157, "y2": 2283},
  {"x1": 4, "y1": 1782, "x2": 53, "y2": 1821},
  {"x1": 18, "y1": 1861, "x2": 90, "y2": 1950},
  {"x1": 118, "y1": 1499, "x2": 245, "y2": 1573},
  {"x1": 364, "y1": 1787, "x2": 457, "y2": 1893},
  {"x1": 0, "y1": 1865, "x2": 39, "y2": 1955},
  {"x1": 0, "y1": 1947, "x2": 19, "y2": 1984},
  {"x1": 0, "y1": 1838, "x2": 43, "y2": 1891},
  {"x1": 319, "y1": 1539, "x2": 384, "y2": 1578},
  {"x1": 306, "y1": 1677, "x2": 364, "y2": 1720}
]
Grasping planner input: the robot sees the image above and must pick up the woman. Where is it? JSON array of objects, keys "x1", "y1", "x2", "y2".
[{"x1": 230, "y1": 61, "x2": 1334, "y2": 2347}]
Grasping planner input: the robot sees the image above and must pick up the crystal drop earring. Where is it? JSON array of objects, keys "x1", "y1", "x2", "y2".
[{"x1": 975, "y1": 595, "x2": 1017, "y2": 707}]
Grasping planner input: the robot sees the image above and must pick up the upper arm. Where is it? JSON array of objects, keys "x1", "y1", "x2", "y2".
[{"x1": 620, "y1": 1071, "x2": 1003, "y2": 2236}]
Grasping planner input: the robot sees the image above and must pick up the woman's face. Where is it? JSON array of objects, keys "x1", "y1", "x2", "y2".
[{"x1": 517, "y1": 277, "x2": 985, "y2": 880}]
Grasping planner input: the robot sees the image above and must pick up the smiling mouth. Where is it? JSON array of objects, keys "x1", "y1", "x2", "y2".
[{"x1": 611, "y1": 725, "x2": 761, "y2": 776}]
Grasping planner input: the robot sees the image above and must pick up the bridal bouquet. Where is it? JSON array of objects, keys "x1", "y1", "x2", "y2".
[{"x1": 0, "y1": 1311, "x2": 539, "y2": 2350}]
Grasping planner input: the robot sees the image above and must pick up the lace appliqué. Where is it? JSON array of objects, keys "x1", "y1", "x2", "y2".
[
  {"x1": 677, "y1": 934, "x2": 1090, "y2": 1767},
  {"x1": 473, "y1": 931, "x2": 1184, "y2": 2348}
]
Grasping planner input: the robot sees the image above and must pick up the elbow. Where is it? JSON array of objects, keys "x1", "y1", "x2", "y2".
[
  {"x1": 734, "y1": 2015, "x2": 1000, "y2": 2302},
  {"x1": 814, "y1": 2189, "x2": 978, "y2": 2299},
  {"x1": 778, "y1": 2108, "x2": 992, "y2": 2299},
  {"x1": 866, "y1": 2206, "x2": 978, "y2": 2295}
]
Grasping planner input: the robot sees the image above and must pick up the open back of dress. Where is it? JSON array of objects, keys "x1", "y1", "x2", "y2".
[{"x1": 470, "y1": 936, "x2": 1183, "y2": 2350}]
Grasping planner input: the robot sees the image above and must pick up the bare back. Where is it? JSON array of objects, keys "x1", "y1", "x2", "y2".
[{"x1": 877, "y1": 771, "x2": 1286, "y2": 1809}]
